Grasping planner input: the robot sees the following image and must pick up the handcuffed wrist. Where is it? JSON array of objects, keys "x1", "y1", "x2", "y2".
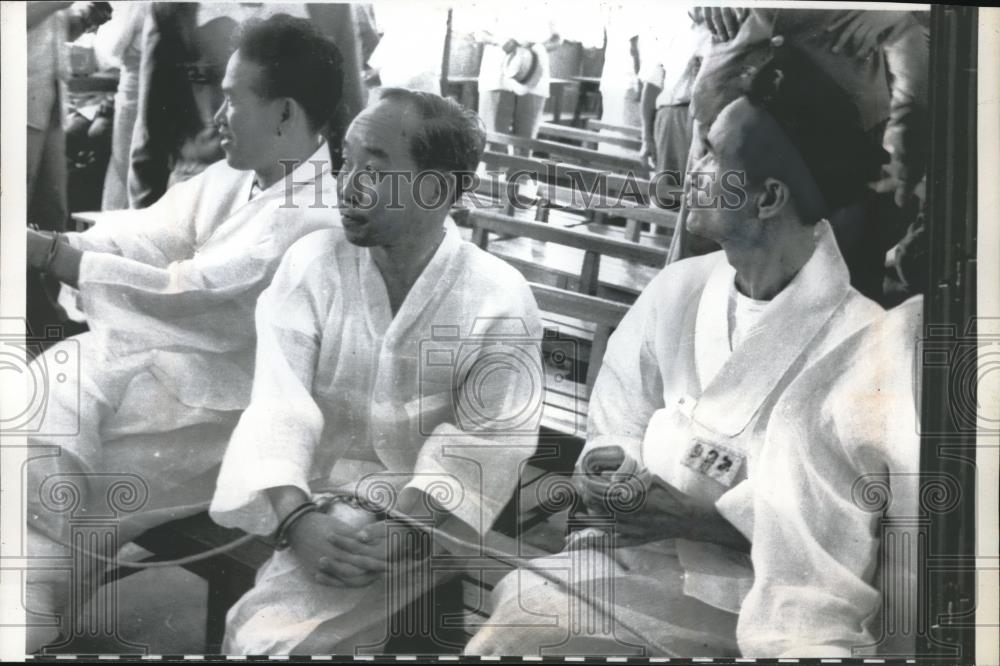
[{"x1": 272, "y1": 501, "x2": 320, "y2": 550}]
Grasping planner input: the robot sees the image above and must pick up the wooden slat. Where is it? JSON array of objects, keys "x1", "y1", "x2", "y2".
[
  {"x1": 538, "y1": 122, "x2": 642, "y2": 150},
  {"x1": 469, "y1": 211, "x2": 666, "y2": 268},
  {"x1": 537, "y1": 184, "x2": 678, "y2": 232},
  {"x1": 485, "y1": 246, "x2": 653, "y2": 301},
  {"x1": 585, "y1": 119, "x2": 643, "y2": 139},
  {"x1": 478, "y1": 151, "x2": 652, "y2": 204},
  {"x1": 486, "y1": 131, "x2": 648, "y2": 175},
  {"x1": 530, "y1": 283, "x2": 629, "y2": 329},
  {"x1": 579, "y1": 250, "x2": 601, "y2": 296}
]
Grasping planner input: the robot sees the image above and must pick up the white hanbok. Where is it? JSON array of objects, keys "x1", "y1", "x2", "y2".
[
  {"x1": 738, "y1": 296, "x2": 923, "y2": 657},
  {"x1": 210, "y1": 225, "x2": 544, "y2": 654},
  {"x1": 466, "y1": 220, "x2": 884, "y2": 656},
  {"x1": 27, "y1": 144, "x2": 338, "y2": 548}
]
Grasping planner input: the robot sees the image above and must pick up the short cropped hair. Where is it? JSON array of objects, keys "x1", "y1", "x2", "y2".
[
  {"x1": 236, "y1": 14, "x2": 344, "y2": 135},
  {"x1": 375, "y1": 88, "x2": 487, "y2": 201}
]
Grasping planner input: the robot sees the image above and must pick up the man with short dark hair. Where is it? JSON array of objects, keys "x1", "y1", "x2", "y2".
[
  {"x1": 210, "y1": 89, "x2": 543, "y2": 654},
  {"x1": 467, "y1": 38, "x2": 886, "y2": 658},
  {"x1": 24, "y1": 15, "x2": 344, "y2": 653}
]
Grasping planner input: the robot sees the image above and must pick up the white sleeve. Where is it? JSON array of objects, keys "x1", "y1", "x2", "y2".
[
  {"x1": 71, "y1": 193, "x2": 319, "y2": 358},
  {"x1": 584, "y1": 276, "x2": 664, "y2": 465},
  {"x1": 405, "y1": 278, "x2": 544, "y2": 535},
  {"x1": 209, "y1": 245, "x2": 328, "y2": 536},
  {"x1": 67, "y1": 173, "x2": 201, "y2": 265}
]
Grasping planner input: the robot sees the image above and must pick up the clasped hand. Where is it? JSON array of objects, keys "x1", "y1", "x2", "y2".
[
  {"x1": 286, "y1": 510, "x2": 426, "y2": 588},
  {"x1": 574, "y1": 445, "x2": 742, "y2": 550}
]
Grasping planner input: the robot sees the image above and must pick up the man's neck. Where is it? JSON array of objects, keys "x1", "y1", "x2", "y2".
[
  {"x1": 253, "y1": 134, "x2": 326, "y2": 191},
  {"x1": 372, "y1": 225, "x2": 447, "y2": 316},
  {"x1": 723, "y1": 221, "x2": 817, "y2": 301}
]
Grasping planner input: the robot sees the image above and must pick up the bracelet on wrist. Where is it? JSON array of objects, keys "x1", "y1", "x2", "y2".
[
  {"x1": 43, "y1": 232, "x2": 63, "y2": 273},
  {"x1": 272, "y1": 500, "x2": 320, "y2": 550}
]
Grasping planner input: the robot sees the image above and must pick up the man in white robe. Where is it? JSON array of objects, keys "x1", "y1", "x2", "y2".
[
  {"x1": 209, "y1": 89, "x2": 543, "y2": 654},
  {"x1": 23, "y1": 16, "x2": 344, "y2": 653},
  {"x1": 738, "y1": 296, "x2": 923, "y2": 657},
  {"x1": 465, "y1": 38, "x2": 887, "y2": 657}
]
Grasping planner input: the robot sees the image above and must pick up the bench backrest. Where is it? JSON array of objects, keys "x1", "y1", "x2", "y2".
[
  {"x1": 533, "y1": 183, "x2": 678, "y2": 243},
  {"x1": 469, "y1": 210, "x2": 644, "y2": 395},
  {"x1": 537, "y1": 122, "x2": 642, "y2": 151},
  {"x1": 585, "y1": 119, "x2": 642, "y2": 139},
  {"x1": 486, "y1": 131, "x2": 648, "y2": 176},
  {"x1": 477, "y1": 151, "x2": 652, "y2": 206}
]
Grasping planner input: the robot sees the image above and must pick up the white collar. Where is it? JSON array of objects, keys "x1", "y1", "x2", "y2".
[{"x1": 691, "y1": 219, "x2": 852, "y2": 437}]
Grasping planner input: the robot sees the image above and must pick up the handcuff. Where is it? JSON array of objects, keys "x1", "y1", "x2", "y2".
[{"x1": 272, "y1": 492, "x2": 387, "y2": 551}]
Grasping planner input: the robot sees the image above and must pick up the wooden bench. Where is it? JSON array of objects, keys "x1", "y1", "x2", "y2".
[
  {"x1": 485, "y1": 132, "x2": 648, "y2": 177},
  {"x1": 532, "y1": 183, "x2": 678, "y2": 243},
  {"x1": 473, "y1": 150, "x2": 655, "y2": 224},
  {"x1": 467, "y1": 210, "x2": 663, "y2": 304},
  {"x1": 585, "y1": 119, "x2": 642, "y2": 140},
  {"x1": 538, "y1": 122, "x2": 642, "y2": 152},
  {"x1": 454, "y1": 221, "x2": 637, "y2": 641}
]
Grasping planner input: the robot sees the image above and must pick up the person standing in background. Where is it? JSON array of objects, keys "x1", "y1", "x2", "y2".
[
  {"x1": 598, "y1": 2, "x2": 642, "y2": 155},
  {"x1": 638, "y1": 5, "x2": 711, "y2": 202},
  {"x1": 467, "y1": 4, "x2": 560, "y2": 152},
  {"x1": 128, "y1": 2, "x2": 369, "y2": 210},
  {"x1": 92, "y1": 1, "x2": 147, "y2": 210},
  {"x1": 26, "y1": 1, "x2": 111, "y2": 345},
  {"x1": 365, "y1": 3, "x2": 450, "y2": 94},
  {"x1": 128, "y1": 3, "x2": 307, "y2": 209}
]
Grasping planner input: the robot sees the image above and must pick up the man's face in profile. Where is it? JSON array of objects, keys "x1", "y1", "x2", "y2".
[
  {"x1": 686, "y1": 97, "x2": 763, "y2": 243},
  {"x1": 337, "y1": 98, "x2": 425, "y2": 248},
  {"x1": 214, "y1": 51, "x2": 283, "y2": 173}
]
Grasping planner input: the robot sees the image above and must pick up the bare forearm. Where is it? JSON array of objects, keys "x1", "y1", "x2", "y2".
[
  {"x1": 48, "y1": 242, "x2": 82, "y2": 289},
  {"x1": 266, "y1": 486, "x2": 311, "y2": 522},
  {"x1": 27, "y1": 230, "x2": 82, "y2": 288}
]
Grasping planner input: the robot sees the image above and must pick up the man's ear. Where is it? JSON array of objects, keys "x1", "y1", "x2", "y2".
[
  {"x1": 416, "y1": 171, "x2": 454, "y2": 209},
  {"x1": 756, "y1": 177, "x2": 790, "y2": 219}
]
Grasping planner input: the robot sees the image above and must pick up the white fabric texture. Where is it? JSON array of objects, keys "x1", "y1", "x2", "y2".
[
  {"x1": 27, "y1": 143, "x2": 339, "y2": 546},
  {"x1": 637, "y1": 8, "x2": 710, "y2": 107},
  {"x1": 467, "y1": 220, "x2": 884, "y2": 656},
  {"x1": 210, "y1": 225, "x2": 544, "y2": 653},
  {"x1": 368, "y1": 4, "x2": 449, "y2": 93},
  {"x1": 737, "y1": 296, "x2": 922, "y2": 658}
]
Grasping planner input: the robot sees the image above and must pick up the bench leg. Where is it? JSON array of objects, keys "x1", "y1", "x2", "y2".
[{"x1": 204, "y1": 566, "x2": 254, "y2": 654}]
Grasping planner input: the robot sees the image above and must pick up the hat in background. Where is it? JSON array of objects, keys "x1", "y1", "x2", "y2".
[{"x1": 503, "y1": 45, "x2": 539, "y2": 85}]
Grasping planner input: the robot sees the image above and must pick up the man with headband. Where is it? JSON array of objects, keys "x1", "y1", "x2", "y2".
[
  {"x1": 684, "y1": 8, "x2": 928, "y2": 300},
  {"x1": 466, "y1": 37, "x2": 886, "y2": 657}
]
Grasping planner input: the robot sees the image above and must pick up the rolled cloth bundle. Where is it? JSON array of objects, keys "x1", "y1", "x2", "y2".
[{"x1": 574, "y1": 447, "x2": 652, "y2": 512}]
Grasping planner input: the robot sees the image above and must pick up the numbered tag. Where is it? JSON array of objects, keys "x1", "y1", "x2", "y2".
[{"x1": 681, "y1": 439, "x2": 744, "y2": 487}]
